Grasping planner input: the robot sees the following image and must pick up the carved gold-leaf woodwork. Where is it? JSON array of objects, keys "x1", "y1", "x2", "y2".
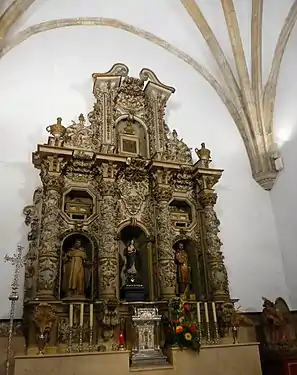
[{"x1": 22, "y1": 64, "x2": 231, "y2": 352}]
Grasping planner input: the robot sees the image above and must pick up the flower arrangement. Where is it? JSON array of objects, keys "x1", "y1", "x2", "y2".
[{"x1": 166, "y1": 288, "x2": 200, "y2": 352}]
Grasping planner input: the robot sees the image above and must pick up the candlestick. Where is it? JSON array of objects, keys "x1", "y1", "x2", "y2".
[
  {"x1": 212, "y1": 302, "x2": 217, "y2": 323},
  {"x1": 196, "y1": 302, "x2": 201, "y2": 323},
  {"x1": 80, "y1": 303, "x2": 84, "y2": 327},
  {"x1": 78, "y1": 326, "x2": 83, "y2": 352},
  {"x1": 89, "y1": 304, "x2": 93, "y2": 328},
  {"x1": 206, "y1": 322, "x2": 211, "y2": 345},
  {"x1": 213, "y1": 321, "x2": 219, "y2": 344},
  {"x1": 69, "y1": 304, "x2": 73, "y2": 327},
  {"x1": 197, "y1": 322, "x2": 202, "y2": 344},
  {"x1": 89, "y1": 327, "x2": 93, "y2": 352},
  {"x1": 204, "y1": 302, "x2": 209, "y2": 323},
  {"x1": 67, "y1": 327, "x2": 73, "y2": 353}
]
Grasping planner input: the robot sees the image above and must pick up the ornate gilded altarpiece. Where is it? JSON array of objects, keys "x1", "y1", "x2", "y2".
[{"x1": 22, "y1": 63, "x2": 230, "y2": 353}]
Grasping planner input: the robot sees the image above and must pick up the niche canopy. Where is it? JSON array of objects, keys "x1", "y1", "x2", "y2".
[{"x1": 23, "y1": 62, "x2": 229, "y2": 318}]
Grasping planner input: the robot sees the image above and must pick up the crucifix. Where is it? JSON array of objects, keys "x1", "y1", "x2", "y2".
[{"x1": 4, "y1": 245, "x2": 26, "y2": 375}]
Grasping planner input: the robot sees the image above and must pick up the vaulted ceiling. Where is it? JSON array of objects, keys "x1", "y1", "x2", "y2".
[{"x1": 0, "y1": 0, "x2": 296, "y2": 190}]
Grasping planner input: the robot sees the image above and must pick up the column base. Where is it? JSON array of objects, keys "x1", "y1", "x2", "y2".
[{"x1": 36, "y1": 291, "x2": 57, "y2": 300}]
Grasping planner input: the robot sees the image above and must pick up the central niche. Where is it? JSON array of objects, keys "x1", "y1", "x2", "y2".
[
  {"x1": 118, "y1": 225, "x2": 150, "y2": 301},
  {"x1": 116, "y1": 117, "x2": 148, "y2": 158}
]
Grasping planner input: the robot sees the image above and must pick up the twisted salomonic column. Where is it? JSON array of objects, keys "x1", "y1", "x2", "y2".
[
  {"x1": 199, "y1": 190, "x2": 230, "y2": 301},
  {"x1": 37, "y1": 172, "x2": 64, "y2": 299},
  {"x1": 98, "y1": 182, "x2": 118, "y2": 300},
  {"x1": 154, "y1": 186, "x2": 176, "y2": 300}
]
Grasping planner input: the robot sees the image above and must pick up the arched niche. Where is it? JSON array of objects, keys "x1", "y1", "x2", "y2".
[
  {"x1": 59, "y1": 232, "x2": 95, "y2": 300},
  {"x1": 173, "y1": 239, "x2": 202, "y2": 300},
  {"x1": 118, "y1": 225, "x2": 151, "y2": 301},
  {"x1": 116, "y1": 117, "x2": 148, "y2": 158}
]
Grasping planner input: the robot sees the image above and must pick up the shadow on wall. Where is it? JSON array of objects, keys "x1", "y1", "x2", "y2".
[
  {"x1": 271, "y1": 127, "x2": 297, "y2": 309},
  {"x1": 70, "y1": 78, "x2": 94, "y2": 111},
  {"x1": 0, "y1": 161, "x2": 40, "y2": 319}
]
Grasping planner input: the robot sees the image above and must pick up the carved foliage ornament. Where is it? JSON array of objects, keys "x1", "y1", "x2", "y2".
[
  {"x1": 116, "y1": 159, "x2": 150, "y2": 216},
  {"x1": 203, "y1": 204, "x2": 229, "y2": 298},
  {"x1": 37, "y1": 257, "x2": 58, "y2": 292},
  {"x1": 115, "y1": 77, "x2": 146, "y2": 112},
  {"x1": 99, "y1": 258, "x2": 117, "y2": 292},
  {"x1": 158, "y1": 259, "x2": 176, "y2": 288},
  {"x1": 156, "y1": 201, "x2": 173, "y2": 259}
]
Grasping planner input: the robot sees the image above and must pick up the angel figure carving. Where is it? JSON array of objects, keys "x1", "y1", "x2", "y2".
[{"x1": 262, "y1": 297, "x2": 296, "y2": 347}]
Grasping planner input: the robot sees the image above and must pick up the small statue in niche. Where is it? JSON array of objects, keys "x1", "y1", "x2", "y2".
[
  {"x1": 175, "y1": 242, "x2": 191, "y2": 294},
  {"x1": 62, "y1": 239, "x2": 89, "y2": 297},
  {"x1": 124, "y1": 239, "x2": 139, "y2": 284}
]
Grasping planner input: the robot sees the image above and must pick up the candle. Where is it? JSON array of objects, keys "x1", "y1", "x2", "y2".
[
  {"x1": 119, "y1": 332, "x2": 125, "y2": 346},
  {"x1": 69, "y1": 304, "x2": 73, "y2": 327},
  {"x1": 80, "y1": 303, "x2": 84, "y2": 327},
  {"x1": 204, "y1": 302, "x2": 209, "y2": 323},
  {"x1": 196, "y1": 302, "x2": 201, "y2": 323},
  {"x1": 90, "y1": 304, "x2": 93, "y2": 328},
  {"x1": 212, "y1": 302, "x2": 217, "y2": 322}
]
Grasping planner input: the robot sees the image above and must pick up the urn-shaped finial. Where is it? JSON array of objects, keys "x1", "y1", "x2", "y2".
[
  {"x1": 195, "y1": 142, "x2": 212, "y2": 168},
  {"x1": 46, "y1": 117, "x2": 66, "y2": 139}
]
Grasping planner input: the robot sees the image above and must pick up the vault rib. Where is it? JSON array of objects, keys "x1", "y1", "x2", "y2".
[
  {"x1": 264, "y1": 0, "x2": 297, "y2": 135},
  {"x1": 0, "y1": 0, "x2": 35, "y2": 42},
  {"x1": 180, "y1": 0, "x2": 242, "y2": 106},
  {"x1": 221, "y1": 0, "x2": 258, "y2": 133},
  {"x1": 251, "y1": 0, "x2": 264, "y2": 132}
]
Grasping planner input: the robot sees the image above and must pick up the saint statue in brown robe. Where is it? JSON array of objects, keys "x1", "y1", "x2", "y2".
[
  {"x1": 63, "y1": 239, "x2": 87, "y2": 297},
  {"x1": 175, "y1": 242, "x2": 191, "y2": 294}
]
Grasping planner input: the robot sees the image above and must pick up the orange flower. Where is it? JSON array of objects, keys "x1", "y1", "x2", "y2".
[{"x1": 176, "y1": 325, "x2": 183, "y2": 334}]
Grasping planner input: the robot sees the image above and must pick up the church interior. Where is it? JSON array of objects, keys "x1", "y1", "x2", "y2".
[{"x1": 0, "y1": 1, "x2": 297, "y2": 375}]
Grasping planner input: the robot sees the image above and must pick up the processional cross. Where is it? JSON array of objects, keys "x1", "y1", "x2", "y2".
[{"x1": 4, "y1": 245, "x2": 26, "y2": 375}]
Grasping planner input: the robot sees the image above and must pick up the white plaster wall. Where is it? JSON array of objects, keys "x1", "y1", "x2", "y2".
[
  {"x1": 0, "y1": 0, "x2": 293, "y2": 317},
  {"x1": 271, "y1": 22, "x2": 297, "y2": 309}
]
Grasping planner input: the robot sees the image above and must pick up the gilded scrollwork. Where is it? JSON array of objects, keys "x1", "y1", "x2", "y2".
[
  {"x1": 64, "y1": 114, "x2": 98, "y2": 151},
  {"x1": 33, "y1": 303, "x2": 57, "y2": 353},
  {"x1": 163, "y1": 129, "x2": 192, "y2": 164},
  {"x1": 173, "y1": 166, "x2": 194, "y2": 192},
  {"x1": 115, "y1": 77, "x2": 146, "y2": 112}
]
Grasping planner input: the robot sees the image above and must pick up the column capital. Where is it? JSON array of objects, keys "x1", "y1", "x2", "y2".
[
  {"x1": 153, "y1": 185, "x2": 172, "y2": 202},
  {"x1": 198, "y1": 190, "x2": 218, "y2": 208},
  {"x1": 40, "y1": 172, "x2": 64, "y2": 192},
  {"x1": 194, "y1": 168, "x2": 223, "y2": 191}
]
